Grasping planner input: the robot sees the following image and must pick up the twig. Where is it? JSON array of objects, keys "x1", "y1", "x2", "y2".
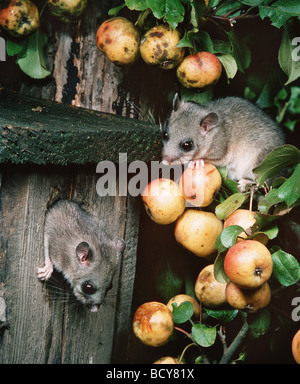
[
  {"x1": 219, "y1": 320, "x2": 249, "y2": 364},
  {"x1": 208, "y1": 13, "x2": 259, "y2": 27}
]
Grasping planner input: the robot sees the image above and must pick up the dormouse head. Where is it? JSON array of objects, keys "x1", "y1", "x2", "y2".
[
  {"x1": 71, "y1": 237, "x2": 125, "y2": 312},
  {"x1": 161, "y1": 93, "x2": 220, "y2": 165}
]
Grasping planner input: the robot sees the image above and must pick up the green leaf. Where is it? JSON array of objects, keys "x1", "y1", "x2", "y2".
[
  {"x1": 16, "y1": 30, "x2": 50, "y2": 79},
  {"x1": 258, "y1": 189, "x2": 282, "y2": 214},
  {"x1": 215, "y1": 192, "x2": 247, "y2": 220},
  {"x1": 192, "y1": 323, "x2": 217, "y2": 347},
  {"x1": 272, "y1": 248, "x2": 300, "y2": 286},
  {"x1": 248, "y1": 309, "x2": 271, "y2": 339},
  {"x1": 205, "y1": 308, "x2": 238, "y2": 324},
  {"x1": 277, "y1": 163, "x2": 300, "y2": 206},
  {"x1": 126, "y1": 0, "x2": 185, "y2": 29},
  {"x1": 228, "y1": 29, "x2": 251, "y2": 73},
  {"x1": 278, "y1": 25, "x2": 300, "y2": 85},
  {"x1": 253, "y1": 144, "x2": 300, "y2": 187},
  {"x1": 6, "y1": 38, "x2": 26, "y2": 56},
  {"x1": 219, "y1": 225, "x2": 245, "y2": 248},
  {"x1": 214, "y1": 253, "x2": 229, "y2": 283},
  {"x1": 217, "y1": 54, "x2": 238, "y2": 81},
  {"x1": 172, "y1": 301, "x2": 194, "y2": 324},
  {"x1": 259, "y1": 0, "x2": 300, "y2": 28},
  {"x1": 108, "y1": 3, "x2": 126, "y2": 16}
]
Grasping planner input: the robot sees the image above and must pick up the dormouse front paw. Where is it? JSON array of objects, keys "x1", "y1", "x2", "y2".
[
  {"x1": 37, "y1": 261, "x2": 54, "y2": 281},
  {"x1": 188, "y1": 159, "x2": 205, "y2": 170},
  {"x1": 238, "y1": 179, "x2": 257, "y2": 193}
]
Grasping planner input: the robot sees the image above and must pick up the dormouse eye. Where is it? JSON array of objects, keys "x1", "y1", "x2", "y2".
[
  {"x1": 82, "y1": 281, "x2": 97, "y2": 295},
  {"x1": 181, "y1": 140, "x2": 194, "y2": 152},
  {"x1": 162, "y1": 131, "x2": 169, "y2": 141}
]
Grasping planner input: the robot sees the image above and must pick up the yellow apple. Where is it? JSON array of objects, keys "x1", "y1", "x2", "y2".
[
  {"x1": 133, "y1": 301, "x2": 174, "y2": 347},
  {"x1": 167, "y1": 294, "x2": 200, "y2": 319},
  {"x1": 142, "y1": 178, "x2": 185, "y2": 225},
  {"x1": 174, "y1": 209, "x2": 223, "y2": 257},
  {"x1": 194, "y1": 264, "x2": 227, "y2": 308},
  {"x1": 179, "y1": 162, "x2": 222, "y2": 207}
]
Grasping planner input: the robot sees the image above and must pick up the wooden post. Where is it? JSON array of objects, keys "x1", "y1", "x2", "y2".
[{"x1": 0, "y1": 91, "x2": 161, "y2": 364}]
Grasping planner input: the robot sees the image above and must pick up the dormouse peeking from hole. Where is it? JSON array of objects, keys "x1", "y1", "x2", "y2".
[
  {"x1": 161, "y1": 94, "x2": 285, "y2": 189},
  {"x1": 37, "y1": 200, "x2": 126, "y2": 312}
]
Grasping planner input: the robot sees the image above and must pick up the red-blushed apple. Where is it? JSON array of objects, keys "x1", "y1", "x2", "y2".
[
  {"x1": 177, "y1": 52, "x2": 222, "y2": 89},
  {"x1": 292, "y1": 329, "x2": 300, "y2": 364},
  {"x1": 142, "y1": 178, "x2": 185, "y2": 225},
  {"x1": 224, "y1": 240, "x2": 273, "y2": 289},
  {"x1": 133, "y1": 302, "x2": 174, "y2": 347},
  {"x1": 224, "y1": 209, "x2": 268, "y2": 245},
  {"x1": 167, "y1": 294, "x2": 200, "y2": 319},
  {"x1": 194, "y1": 264, "x2": 227, "y2": 308},
  {"x1": 174, "y1": 209, "x2": 223, "y2": 258},
  {"x1": 179, "y1": 162, "x2": 222, "y2": 207},
  {"x1": 225, "y1": 281, "x2": 271, "y2": 313}
]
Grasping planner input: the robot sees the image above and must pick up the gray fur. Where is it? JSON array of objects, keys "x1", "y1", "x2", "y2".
[
  {"x1": 162, "y1": 95, "x2": 285, "y2": 181},
  {"x1": 37, "y1": 200, "x2": 125, "y2": 312}
]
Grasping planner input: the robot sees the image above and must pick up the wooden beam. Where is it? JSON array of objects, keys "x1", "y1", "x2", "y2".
[{"x1": 0, "y1": 90, "x2": 162, "y2": 165}]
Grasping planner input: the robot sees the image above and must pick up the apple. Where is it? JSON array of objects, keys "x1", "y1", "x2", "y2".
[
  {"x1": 167, "y1": 294, "x2": 200, "y2": 319},
  {"x1": 292, "y1": 329, "x2": 300, "y2": 364},
  {"x1": 133, "y1": 301, "x2": 174, "y2": 347},
  {"x1": 48, "y1": 0, "x2": 87, "y2": 22},
  {"x1": 194, "y1": 264, "x2": 227, "y2": 308},
  {"x1": 96, "y1": 17, "x2": 140, "y2": 66},
  {"x1": 142, "y1": 178, "x2": 185, "y2": 225},
  {"x1": 224, "y1": 209, "x2": 268, "y2": 245},
  {"x1": 140, "y1": 24, "x2": 185, "y2": 70},
  {"x1": 179, "y1": 162, "x2": 222, "y2": 207},
  {"x1": 224, "y1": 240, "x2": 273, "y2": 289},
  {"x1": 224, "y1": 209, "x2": 256, "y2": 241},
  {"x1": 154, "y1": 356, "x2": 184, "y2": 364},
  {"x1": 176, "y1": 52, "x2": 222, "y2": 89},
  {"x1": 225, "y1": 281, "x2": 271, "y2": 313},
  {"x1": 0, "y1": 0, "x2": 39, "y2": 37},
  {"x1": 174, "y1": 209, "x2": 223, "y2": 258}
]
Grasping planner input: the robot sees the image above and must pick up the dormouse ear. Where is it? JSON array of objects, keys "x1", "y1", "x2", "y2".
[
  {"x1": 76, "y1": 242, "x2": 90, "y2": 265},
  {"x1": 200, "y1": 113, "x2": 219, "y2": 135},
  {"x1": 172, "y1": 93, "x2": 181, "y2": 112}
]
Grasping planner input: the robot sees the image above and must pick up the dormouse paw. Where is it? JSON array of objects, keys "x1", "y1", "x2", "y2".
[
  {"x1": 238, "y1": 179, "x2": 257, "y2": 193},
  {"x1": 37, "y1": 262, "x2": 53, "y2": 281},
  {"x1": 188, "y1": 159, "x2": 205, "y2": 170}
]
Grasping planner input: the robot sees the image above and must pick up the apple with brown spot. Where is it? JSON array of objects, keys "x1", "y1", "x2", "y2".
[
  {"x1": 194, "y1": 264, "x2": 227, "y2": 308},
  {"x1": 224, "y1": 240, "x2": 273, "y2": 289},
  {"x1": 177, "y1": 51, "x2": 222, "y2": 89},
  {"x1": 96, "y1": 17, "x2": 140, "y2": 66},
  {"x1": 140, "y1": 24, "x2": 185, "y2": 70},
  {"x1": 0, "y1": 0, "x2": 39, "y2": 37}
]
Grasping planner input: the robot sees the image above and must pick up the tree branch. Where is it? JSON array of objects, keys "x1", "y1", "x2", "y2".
[{"x1": 219, "y1": 320, "x2": 249, "y2": 364}]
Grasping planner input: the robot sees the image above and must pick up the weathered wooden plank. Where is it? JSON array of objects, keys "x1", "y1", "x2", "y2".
[
  {"x1": 0, "y1": 165, "x2": 139, "y2": 364},
  {"x1": 0, "y1": 90, "x2": 162, "y2": 165}
]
